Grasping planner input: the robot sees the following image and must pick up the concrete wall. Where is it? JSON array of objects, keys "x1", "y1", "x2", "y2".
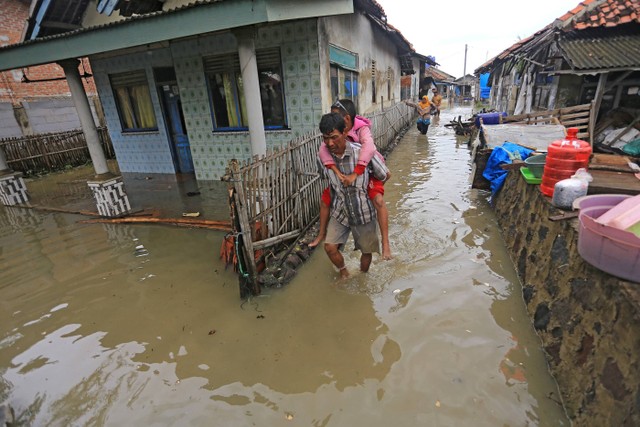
[
  {"x1": 0, "y1": 97, "x2": 101, "y2": 139},
  {"x1": 90, "y1": 19, "x2": 323, "y2": 179},
  {"x1": 89, "y1": 12, "x2": 403, "y2": 180},
  {"x1": 494, "y1": 170, "x2": 640, "y2": 426},
  {"x1": 0, "y1": 103, "x2": 21, "y2": 138},
  {"x1": 91, "y1": 47, "x2": 177, "y2": 174},
  {"x1": 318, "y1": 12, "x2": 401, "y2": 115}
]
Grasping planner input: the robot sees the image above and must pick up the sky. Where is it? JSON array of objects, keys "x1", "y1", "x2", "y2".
[{"x1": 377, "y1": 0, "x2": 582, "y2": 78}]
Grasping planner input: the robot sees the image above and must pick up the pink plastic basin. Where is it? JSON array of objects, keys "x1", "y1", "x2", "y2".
[
  {"x1": 578, "y1": 205, "x2": 640, "y2": 283},
  {"x1": 573, "y1": 194, "x2": 632, "y2": 211}
]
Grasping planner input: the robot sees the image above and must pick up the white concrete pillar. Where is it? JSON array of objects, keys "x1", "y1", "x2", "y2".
[
  {"x1": 58, "y1": 59, "x2": 110, "y2": 177},
  {"x1": 88, "y1": 176, "x2": 131, "y2": 217},
  {"x1": 0, "y1": 172, "x2": 28, "y2": 206},
  {"x1": 237, "y1": 34, "x2": 267, "y2": 158}
]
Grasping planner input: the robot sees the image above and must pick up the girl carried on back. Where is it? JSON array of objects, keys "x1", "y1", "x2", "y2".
[{"x1": 309, "y1": 98, "x2": 392, "y2": 260}]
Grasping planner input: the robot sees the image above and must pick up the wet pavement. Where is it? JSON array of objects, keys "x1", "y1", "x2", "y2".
[
  {"x1": 20, "y1": 160, "x2": 230, "y2": 221},
  {"x1": 0, "y1": 107, "x2": 570, "y2": 426}
]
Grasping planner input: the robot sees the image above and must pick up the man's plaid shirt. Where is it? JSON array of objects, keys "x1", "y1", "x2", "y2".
[{"x1": 318, "y1": 142, "x2": 389, "y2": 226}]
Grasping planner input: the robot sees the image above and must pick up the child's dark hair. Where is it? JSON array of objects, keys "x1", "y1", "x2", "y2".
[
  {"x1": 319, "y1": 112, "x2": 346, "y2": 134},
  {"x1": 332, "y1": 98, "x2": 357, "y2": 120}
]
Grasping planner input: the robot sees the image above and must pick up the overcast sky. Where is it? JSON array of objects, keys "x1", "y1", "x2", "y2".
[{"x1": 377, "y1": 0, "x2": 581, "y2": 78}]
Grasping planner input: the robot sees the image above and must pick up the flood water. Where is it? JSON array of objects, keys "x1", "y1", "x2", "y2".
[{"x1": 0, "y1": 107, "x2": 569, "y2": 426}]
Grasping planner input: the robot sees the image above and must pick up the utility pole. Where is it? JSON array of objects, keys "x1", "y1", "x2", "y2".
[
  {"x1": 463, "y1": 44, "x2": 468, "y2": 77},
  {"x1": 463, "y1": 44, "x2": 468, "y2": 98}
]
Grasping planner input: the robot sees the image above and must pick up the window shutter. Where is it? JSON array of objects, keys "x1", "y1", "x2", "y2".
[
  {"x1": 256, "y1": 48, "x2": 281, "y2": 69},
  {"x1": 203, "y1": 54, "x2": 240, "y2": 74},
  {"x1": 110, "y1": 70, "x2": 147, "y2": 87},
  {"x1": 204, "y1": 49, "x2": 280, "y2": 73}
]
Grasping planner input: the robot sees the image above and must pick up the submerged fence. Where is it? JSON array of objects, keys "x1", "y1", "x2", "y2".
[
  {"x1": 0, "y1": 127, "x2": 114, "y2": 176},
  {"x1": 226, "y1": 101, "x2": 414, "y2": 296}
]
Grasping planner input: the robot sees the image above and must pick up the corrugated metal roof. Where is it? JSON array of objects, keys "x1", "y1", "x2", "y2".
[
  {"x1": 474, "y1": 0, "x2": 640, "y2": 74},
  {"x1": 558, "y1": 28, "x2": 640, "y2": 69},
  {"x1": 8, "y1": 0, "x2": 225, "y2": 50},
  {"x1": 9, "y1": 0, "x2": 392, "y2": 51},
  {"x1": 473, "y1": 28, "x2": 548, "y2": 74}
]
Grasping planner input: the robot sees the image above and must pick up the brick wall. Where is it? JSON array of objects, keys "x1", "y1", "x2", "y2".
[{"x1": 0, "y1": 0, "x2": 97, "y2": 103}]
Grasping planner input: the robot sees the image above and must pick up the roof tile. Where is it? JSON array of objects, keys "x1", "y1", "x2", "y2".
[{"x1": 567, "y1": 0, "x2": 640, "y2": 29}]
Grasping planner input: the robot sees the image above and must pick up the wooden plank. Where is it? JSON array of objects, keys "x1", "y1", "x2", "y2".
[
  {"x1": 557, "y1": 111, "x2": 590, "y2": 121},
  {"x1": 560, "y1": 118, "x2": 590, "y2": 127},
  {"x1": 588, "y1": 170, "x2": 640, "y2": 195},
  {"x1": 591, "y1": 153, "x2": 632, "y2": 167},
  {"x1": 559, "y1": 103, "x2": 591, "y2": 114}
]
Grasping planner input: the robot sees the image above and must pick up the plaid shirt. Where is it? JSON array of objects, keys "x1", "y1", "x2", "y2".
[{"x1": 318, "y1": 142, "x2": 389, "y2": 226}]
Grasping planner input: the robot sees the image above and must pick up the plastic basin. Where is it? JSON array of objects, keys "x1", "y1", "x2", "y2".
[
  {"x1": 578, "y1": 205, "x2": 640, "y2": 283},
  {"x1": 572, "y1": 194, "x2": 632, "y2": 211},
  {"x1": 524, "y1": 154, "x2": 546, "y2": 178}
]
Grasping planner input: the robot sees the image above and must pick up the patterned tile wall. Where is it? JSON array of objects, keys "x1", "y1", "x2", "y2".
[
  {"x1": 171, "y1": 19, "x2": 323, "y2": 180},
  {"x1": 92, "y1": 19, "x2": 322, "y2": 180},
  {"x1": 92, "y1": 48, "x2": 176, "y2": 174}
]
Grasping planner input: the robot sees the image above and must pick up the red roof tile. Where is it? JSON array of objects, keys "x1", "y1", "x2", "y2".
[{"x1": 559, "y1": 0, "x2": 640, "y2": 30}]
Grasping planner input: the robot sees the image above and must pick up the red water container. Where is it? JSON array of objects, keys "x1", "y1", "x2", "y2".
[{"x1": 540, "y1": 128, "x2": 592, "y2": 197}]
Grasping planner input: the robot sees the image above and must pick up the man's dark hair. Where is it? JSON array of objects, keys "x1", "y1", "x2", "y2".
[
  {"x1": 332, "y1": 98, "x2": 357, "y2": 120},
  {"x1": 319, "y1": 112, "x2": 346, "y2": 134}
]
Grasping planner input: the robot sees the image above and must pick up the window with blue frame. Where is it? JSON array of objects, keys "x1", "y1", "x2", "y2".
[
  {"x1": 110, "y1": 70, "x2": 158, "y2": 132},
  {"x1": 329, "y1": 45, "x2": 359, "y2": 105},
  {"x1": 205, "y1": 48, "x2": 287, "y2": 131},
  {"x1": 330, "y1": 66, "x2": 359, "y2": 104}
]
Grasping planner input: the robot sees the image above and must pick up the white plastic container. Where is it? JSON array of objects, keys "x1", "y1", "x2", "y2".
[{"x1": 552, "y1": 168, "x2": 592, "y2": 210}]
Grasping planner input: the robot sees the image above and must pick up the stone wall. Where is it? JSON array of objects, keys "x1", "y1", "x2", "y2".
[{"x1": 493, "y1": 170, "x2": 640, "y2": 426}]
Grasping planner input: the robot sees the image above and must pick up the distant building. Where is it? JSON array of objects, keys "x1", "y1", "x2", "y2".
[
  {"x1": 425, "y1": 67, "x2": 456, "y2": 98},
  {"x1": 0, "y1": 0, "x2": 100, "y2": 138},
  {"x1": 474, "y1": 0, "x2": 640, "y2": 138}
]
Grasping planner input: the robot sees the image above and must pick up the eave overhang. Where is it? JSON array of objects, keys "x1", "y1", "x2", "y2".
[{"x1": 0, "y1": 0, "x2": 354, "y2": 71}]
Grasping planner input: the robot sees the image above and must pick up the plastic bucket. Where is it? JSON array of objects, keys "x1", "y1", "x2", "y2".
[{"x1": 475, "y1": 112, "x2": 507, "y2": 127}]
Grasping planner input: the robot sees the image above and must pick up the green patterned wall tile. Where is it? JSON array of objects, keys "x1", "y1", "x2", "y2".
[
  {"x1": 289, "y1": 95, "x2": 299, "y2": 108},
  {"x1": 287, "y1": 78, "x2": 300, "y2": 93},
  {"x1": 296, "y1": 44, "x2": 309, "y2": 58},
  {"x1": 293, "y1": 22, "x2": 308, "y2": 40},
  {"x1": 299, "y1": 77, "x2": 311, "y2": 92},
  {"x1": 285, "y1": 61, "x2": 297, "y2": 76},
  {"x1": 297, "y1": 59, "x2": 310, "y2": 75},
  {"x1": 283, "y1": 44, "x2": 295, "y2": 57},
  {"x1": 310, "y1": 59, "x2": 321, "y2": 75}
]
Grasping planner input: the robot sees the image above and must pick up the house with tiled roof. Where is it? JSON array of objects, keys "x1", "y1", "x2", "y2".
[
  {"x1": 474, "y1": 0, "x2": 640, "y2": 143},
  {"x1": 423, "y1": 66, "x2": 455, "y2": 98}
]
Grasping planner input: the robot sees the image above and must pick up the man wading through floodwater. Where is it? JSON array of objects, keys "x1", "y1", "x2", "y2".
[{"x1": 317, "y1": 112, "x2": 390, "y2": 278}]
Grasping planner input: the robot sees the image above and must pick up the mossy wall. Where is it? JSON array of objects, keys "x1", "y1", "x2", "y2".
[{"x1": 493, "y1": 170, "x2": 640, "y2": 426}]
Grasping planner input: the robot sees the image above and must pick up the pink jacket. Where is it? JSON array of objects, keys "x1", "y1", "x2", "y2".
[{"x1": 319, "y1": 116, "x2": 384, "y2": 175}]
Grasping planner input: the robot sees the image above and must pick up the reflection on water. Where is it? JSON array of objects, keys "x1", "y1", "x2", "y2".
[{"x1": 0, "y1": 107, "x2": 568, "y2": 426}]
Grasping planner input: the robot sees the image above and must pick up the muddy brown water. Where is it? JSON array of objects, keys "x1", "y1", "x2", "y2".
[{"x1": 0, "y1": 107, "x2": 569, "y2": 426}]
